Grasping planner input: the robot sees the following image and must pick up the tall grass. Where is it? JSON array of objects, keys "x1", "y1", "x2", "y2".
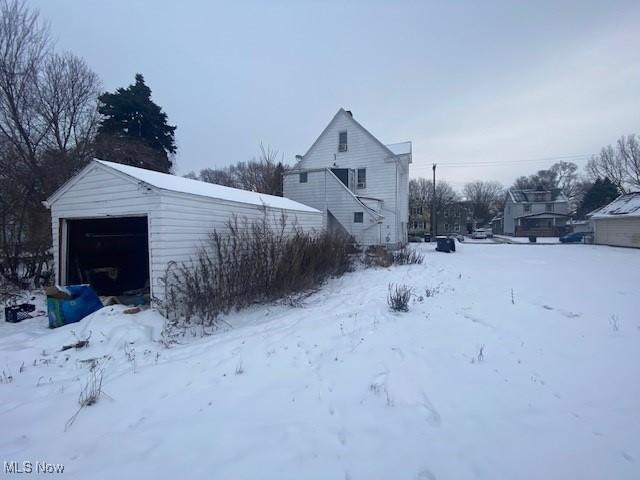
[{"x1": 159, "y1": 215, "x2": 352, "y2": 327}]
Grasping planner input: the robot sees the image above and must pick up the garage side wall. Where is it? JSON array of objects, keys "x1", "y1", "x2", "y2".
[
  {"x1": 49, "y1": 165, "x2": 160, "y2": 289},
  {"x1": 152, "y1": 193, "x2": 323, "y2": 301},
  {"x1": 594, "y1": 217, "x2": 640, "y2": 248}
]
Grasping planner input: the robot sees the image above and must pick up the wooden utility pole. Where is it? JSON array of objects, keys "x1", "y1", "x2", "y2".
[{"x1": 432, "y1": 163, "x2": 437, "y2": 239}]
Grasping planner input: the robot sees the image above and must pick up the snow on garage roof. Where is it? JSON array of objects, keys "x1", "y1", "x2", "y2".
[
  {"x1": 590, "y1": 191, "x2": 640, "y2": 219},
  {"x1": 385, "y1": 141, "x2": 412, "y2": 156},
  {"x1": 95, "y1": 160, "x2": 320, "y2": 213}
]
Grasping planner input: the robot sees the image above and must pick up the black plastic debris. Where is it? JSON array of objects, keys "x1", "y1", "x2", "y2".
[{"x1": 4, "y1": 303, "x2": 36, "y2": 323}]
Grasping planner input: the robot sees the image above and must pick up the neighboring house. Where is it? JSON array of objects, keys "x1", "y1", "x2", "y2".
[
  {"x1": 409, "y1": 200, "x2": 474, "y2": 237},
  {"x1": 490, "y1": 215, "x2": 504, "y2": 235},
  {"x1": 283, "y1": 109, "x2": 410, "y2": 246},
  {"x1": 439, "y1": 201, "x2": 474, "y2": 235},
  {"x1": 589, "y1": 191, "x2": 640, "y2": 248},
  {"x1": 503, "y1": 188, "x2": 570, "y2": 237},
  {"x1": 44, "y1": 160, "x2": 322, "y2": 303},
  {"x1": 409, "y1": 204, "x2": 429, "y2": 237}
]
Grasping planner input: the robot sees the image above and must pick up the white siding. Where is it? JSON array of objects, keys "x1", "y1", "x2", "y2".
[
  {"x1": 151, "y1": 192, "x2": 322, "y2": 299},
  {"x1": 49, "y1": 162, "x2": 323, "y2": 302},
  {"x1": 285, "y1": 110, "x2": 408, "y2": 245},
  {"x1": 284, "y1": 169, "x2": 381, "y2": 244},
  {"x1": 49, "y1": 163, "x2": 160, "y2": 293},
  {"x1": 594, "y1": 217, "x2": 640, "y2": 248}
]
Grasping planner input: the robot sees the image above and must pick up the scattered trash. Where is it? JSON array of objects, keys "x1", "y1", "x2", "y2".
[
  {"x1": 4, "y1": 303, "x2": 36, "y2": 323},
  {"x1": 46, "y1": 285, "x2": 103, "y2": 329},
  {"x1": 44, "y1": 285, "x2": 72, "y2": 300},
  {"x1": 61, "y1": 340, "x2": 90, "y2": 351},
  {"x1": 124, "y1": 307, "x2": 141, "y2": 315}
]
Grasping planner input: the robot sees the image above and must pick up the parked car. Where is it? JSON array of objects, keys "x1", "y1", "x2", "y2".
[
  {"x1": 408, "y1": 235, "x2": 424, "y2": 243},
  {"x1": 559, "y1": 231, "x2": 593, "y2": 243},
  {"x1": 471, "y1": 229, "x2": 488, "y2": 239},
  {"x1": 482, "y1": 228, "x2": 493, "y2": 238}
]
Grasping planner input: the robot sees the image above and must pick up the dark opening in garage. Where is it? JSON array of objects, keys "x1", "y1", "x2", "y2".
[{"x1": 66, "y1": 216, "x2": 150, "y2": 297}]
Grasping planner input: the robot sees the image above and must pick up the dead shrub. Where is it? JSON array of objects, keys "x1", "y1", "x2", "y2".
[
  {"x1": 159, "y1": 214, "x2": 352, "y2": 327},
  {"x1": 387, "y1": 283, "x2": 412, "y2": 312},
  {"x1": 364, "y1": 245, "x2": 424, "y2": 267}
]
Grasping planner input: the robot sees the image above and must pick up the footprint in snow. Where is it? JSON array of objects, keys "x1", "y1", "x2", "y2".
[
  {"x1": 540, "y1": 305, "x2": 581, "y2": 318},
  {"x1": 461, "y1": 313, "x2": 495, "y2": 329},
  {"x1": 391, "y1": 347, "x2": 405, "y2": 360},
  {"x1": 420, "y1": 392, "x2": 442, "y2": 427}
]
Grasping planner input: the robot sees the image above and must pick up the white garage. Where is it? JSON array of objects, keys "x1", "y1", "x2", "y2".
[
  {"x1": 591, "y1": 192, "x2": 640, "y2": 249},
  {"x1": 44, "y1": 160, "x2": 323, "y2": 302}
]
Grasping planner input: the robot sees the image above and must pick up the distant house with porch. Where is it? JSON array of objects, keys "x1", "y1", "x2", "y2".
[{"x1": 503, "y1": 188, "x2": 569, "y2": 237}]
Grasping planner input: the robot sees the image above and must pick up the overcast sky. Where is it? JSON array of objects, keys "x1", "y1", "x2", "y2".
[{"x1": 29, "y1": 0, "x2": 640, "y2": 188}]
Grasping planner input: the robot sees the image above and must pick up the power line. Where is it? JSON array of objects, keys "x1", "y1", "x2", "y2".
[{"x1": 413, "y1": 153, "x2": 594, "y2": 169}]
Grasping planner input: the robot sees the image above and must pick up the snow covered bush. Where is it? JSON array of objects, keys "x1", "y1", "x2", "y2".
[
  {"x1": 159, "y1": 215, "x2": 352, "y2": 327},
  {"x1": 387, "y1": 283, "x2": 412, "y2": 312}
]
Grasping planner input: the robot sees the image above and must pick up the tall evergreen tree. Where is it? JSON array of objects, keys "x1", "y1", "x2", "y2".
[
  {"x1": 576, "y1": 177, "x2": 620, "y2": 218},
  {"x1": 96, "y1": 74, "x2": 176, "y2": 172}
]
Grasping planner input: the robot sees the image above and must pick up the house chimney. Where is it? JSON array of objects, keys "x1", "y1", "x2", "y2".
[
  {"x1": 295, "y1": 155, "x2": 302, "y2": 162},
  {"x1": 345, "y1": 110, "x2": 353, "y2": 117}
]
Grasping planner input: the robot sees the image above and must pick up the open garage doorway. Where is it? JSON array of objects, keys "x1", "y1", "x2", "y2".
[{"x1": 64, "y1": 216, "x2": 150, "y2": 297}]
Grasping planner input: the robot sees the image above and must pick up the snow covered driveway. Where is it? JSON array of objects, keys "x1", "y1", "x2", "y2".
[{"x1": 1, "y1": 243, "x2": 639, "y2": 479}]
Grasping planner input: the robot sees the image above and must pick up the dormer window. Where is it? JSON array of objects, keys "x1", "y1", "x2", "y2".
[
  {"x1": 338, "y1": 131, "x2": 348, "y2": 152},
  {"x1": 524, "y1": 203, "x2": 531, "y2": 213}
]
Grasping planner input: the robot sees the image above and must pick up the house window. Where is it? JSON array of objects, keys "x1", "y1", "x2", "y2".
[
  {"x1": 356, "y1": 168, "x2": 366, "y2": 189},
  {"x1": 545, "y1": 203, "x2": 554, "y2": 212},
  {"x1": 524, "y1": 203, "x2": 531, "y2": 213},
  {"x1": 299, "y1": 172, "x2": 308, "y2": 183},
  {"x1": 338, "y1": 131, "x2": 348, "y2": 152},
  {"x1": 354, "y1": 212, "x2": 363, "y2": 223}
]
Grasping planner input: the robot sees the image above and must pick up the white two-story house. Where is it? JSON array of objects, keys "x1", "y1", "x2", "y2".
[{"x1": 283, "y1": 108, "x2": 411, "y2": 246}]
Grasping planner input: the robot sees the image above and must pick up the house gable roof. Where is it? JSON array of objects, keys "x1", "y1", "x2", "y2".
[
  {"x1": 589, "y1": 191, "x2": 640, "y2": 219},
  {"x1": 47, "y1": 159, "x2": 320, "y2": 213},
  {"x1": 507, "y1": 188, "x2": 568, "y2": 204},
  {"x1": 297, "y1": 108, "x2": 410, "y2": 168}
]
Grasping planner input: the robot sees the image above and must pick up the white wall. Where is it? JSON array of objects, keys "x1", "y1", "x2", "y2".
[
  {"x1": 49, "y1": 163, "x2": 323, "y2": 302},
  {"x1": 152, "y1": 192, "x2": 322, "y2": 299},
  {"x1": 285, "y1": 110, "x2": 408, "y2": 244},
  {"x1": 49, "y1": 163, "x2": 161, "y2": 290},
  {"x1": 594, "y1": 217, "x2": 640, "y2": 248},
  {"x1": 284, "y1": 169, "x2": 381, "y2": 245}
]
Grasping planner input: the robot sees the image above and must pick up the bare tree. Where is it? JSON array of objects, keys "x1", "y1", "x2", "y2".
[
  {"x1": 617, "y1": 134, "x2": 640, "y2": 190},
  {"x1": 463, "y1": 180, "x2": 504, "y2": 224},
  {"x1": 38, "y1": 52, "x2": 100, "y2": 157},
  {"x1": 0, "y1": 0, "x2": 101, "y2": 286},
  {"x1": 188, "y1": 144, "x2": 289, "y2": 196},
  {"x1": 587, "y1": 144, "x2": 628, "y2": 193}
]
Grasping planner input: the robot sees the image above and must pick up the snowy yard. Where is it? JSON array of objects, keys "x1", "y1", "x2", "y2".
[{"x1": 1, "y1": 243, "x2": 639, "y2": 479}]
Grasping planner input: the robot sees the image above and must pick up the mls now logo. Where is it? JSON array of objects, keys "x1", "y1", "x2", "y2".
[{"x1": 4, "y1": 461, "x2": 65, "y2": 474}]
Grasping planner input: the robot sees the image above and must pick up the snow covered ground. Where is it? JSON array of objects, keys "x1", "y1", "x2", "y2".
[
  {"x1": 493, "y1": 235, "x2": 561, "y2": 244},
  {"x1": 1, "y1": 243, "x2": 639, "y2": 479}
]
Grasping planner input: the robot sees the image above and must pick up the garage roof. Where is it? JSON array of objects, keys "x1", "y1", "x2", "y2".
[
  {"x1": 87, "y1": 160, "x2": 320, "y2": 213},
  {"x1": 590, "y1": 192, "x2": 640, "y2": 219}
]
